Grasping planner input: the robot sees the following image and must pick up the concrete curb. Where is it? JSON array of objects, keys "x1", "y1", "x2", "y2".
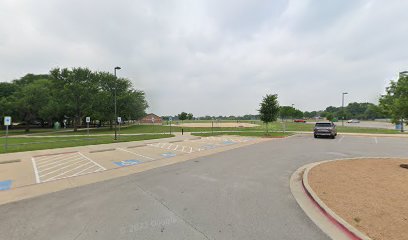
[
  {"x1": 289, "y1": 157, "x2": 408, "y2": 239},
  {"x1": 299, "y1": 157, "x2": 408, "y2": 239},
  {"x1": 302, "y1": 159, "x2": 372, "y2": 240}
]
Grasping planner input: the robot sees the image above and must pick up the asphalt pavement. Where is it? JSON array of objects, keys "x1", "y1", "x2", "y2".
[{"x1": 1, "y1": 134, "x2": 408, "y2": 240}]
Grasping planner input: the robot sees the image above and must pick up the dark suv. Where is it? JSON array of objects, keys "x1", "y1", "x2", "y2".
[{"x1": 314, "y1": 122, "x2": 337, "y2": 139}]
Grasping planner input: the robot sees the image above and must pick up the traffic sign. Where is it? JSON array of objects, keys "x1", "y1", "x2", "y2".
[
  {"x1": 4, "y1": 116, "x2": 11, "y2": 126},
  {"x1": 151, "y1": 117, "x2": 155, "y2": 123},
  {"x1": 86, "y1": 117, "x2": 91, "y2": 123},
  {"x1": 117, "y1": 117, "x2": 122, "y2": 123},
  {"x1": 169, "y1": 117, "x2": 172, "y2": 121}
]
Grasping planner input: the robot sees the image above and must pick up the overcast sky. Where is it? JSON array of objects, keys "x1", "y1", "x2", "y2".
[{"x1": 1, "y1": 0, "x2": 408, "y2": 116}]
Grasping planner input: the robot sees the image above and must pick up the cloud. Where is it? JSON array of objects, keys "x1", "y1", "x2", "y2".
[{"x1": 1, "y1": 0, "x2": 408, "y2": 116}]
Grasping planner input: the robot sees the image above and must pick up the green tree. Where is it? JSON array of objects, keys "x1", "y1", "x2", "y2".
[
  {"x1": 50, "y1": 67, "x2": 98, "y2": 131},
  {"x1": 178, "y1": 112, "x2": 188, "y2": 123},
  {"x1": 380, "y1": 74, "x2": 408, "y2": 130},
  {"x1": 187, "y1": 113, "x2": 193, "y2": 120},
  {"x1": 279, "y1": 106, "x2": 294, "y2": 120},
  {"x1": 14, "y1": 79, "x2": 53, "y2": 132},
  {"x1": 0, "y1": 82, "x2": 17, "y2": 125},
  {"x1": 326, "y1": 113, "x2": 334, "y2": 122},
  {"x1": 258, "y1": 94, "x2": 279, "y2": 134},
  {"x1": 364, "y1": 104, "x2": 385, "y2": 120},
  {"x1": 292, "y1": 109, "x2": 304, "y2": 119}
]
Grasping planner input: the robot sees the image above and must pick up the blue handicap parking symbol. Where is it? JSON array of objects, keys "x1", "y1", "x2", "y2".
[
  {"x1": 161, "y1": 152, "x2": 177, "y2": 158},
  {"x1": 0, "y1": 180, "x2": 12, "y2": 191},
  {"x1": 114, "y1": 160, "x2": 141, "y2": 167}
]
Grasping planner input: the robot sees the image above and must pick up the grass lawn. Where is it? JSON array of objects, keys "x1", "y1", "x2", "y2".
[
  {"x1": 0, "y1": 134, "x2": 173, "y2": 154},
  {"x1": 192, "y1": 131, "x2": 291, "y2": 138},
  {"x1": 2, "y1": 121, "x2": 403, "y2": 137}
]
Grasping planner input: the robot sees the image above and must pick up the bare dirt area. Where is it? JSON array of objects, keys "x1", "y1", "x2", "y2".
[
  {"x1": 174, "y1": 122, "x2": 259, "y2": 128},
  {"x1": 308, "y1": 158, "x2": 408, "y2": 240}
]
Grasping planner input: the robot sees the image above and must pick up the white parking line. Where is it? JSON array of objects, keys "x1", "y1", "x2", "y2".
[
  {"x1": 71, "y1": 164, "x2": 100, "y2": 177},
  {"x1": 117, "y1": 148, "x2": 155, "y2": 160},
  {"x1": 46, "y1": 162, "x2": 94, "y2": 181},
  {"x1": 38, "y1": 156, "x2": 83, "y2": 173},
  {"x1": 374, "y1": 137, "x2": 378, "y2": 144},
  {"x1": 31, "y1": 157, "x2": 40, "y2": 184},
  {"x1": 35, "y1": 154, "x2": 77, "y2": 165},
  {"x1": 78, "y1": 152, "x2": 106, "y2": 170},
  {"x1": 32, "y1": 152, "x2": 105, "y2": 183},
  {"x1": 338, "y1": 136, "x2": 345, "y2": 143},
  {"x1": 40, "y1": 159, "x2": 88, "y2": 178},
  {"x1": 37, "y1": 155, "x2": 80, "y2": 168}
]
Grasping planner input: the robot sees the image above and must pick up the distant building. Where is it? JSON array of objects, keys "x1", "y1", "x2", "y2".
[{"x1": 139, "y1": 113, "x2": 162, "y2": 125}]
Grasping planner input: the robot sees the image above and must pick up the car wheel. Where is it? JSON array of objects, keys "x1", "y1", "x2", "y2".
[
  {"x1": 331, "y1": 135, "x2": 335, "y2": 139},
  {"x1": 314, "y1": 134, "x2": 318, "y2": 138}
]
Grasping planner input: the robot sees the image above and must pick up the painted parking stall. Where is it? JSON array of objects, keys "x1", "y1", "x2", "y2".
[
  {"x1": 31, "y1": 152, "x2": 106, "y2": 183},
  {"x1": 0, "y1": 135, "x2": 262, "y2": 191},
  {"x1": 147, "y1": 142, "x2": 201, "y2": 153}
]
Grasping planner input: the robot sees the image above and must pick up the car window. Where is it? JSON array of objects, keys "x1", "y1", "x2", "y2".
[{"x1": 315, "y1": 123, "x2": 332, "y2": 127}]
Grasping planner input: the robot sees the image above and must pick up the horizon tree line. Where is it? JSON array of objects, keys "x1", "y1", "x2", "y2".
[{"x1": 0, "y1": 67, "x2": 148, "y2": 132}]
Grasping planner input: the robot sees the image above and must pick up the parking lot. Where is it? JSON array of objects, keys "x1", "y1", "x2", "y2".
[
  {"x1": 2, "y1": 133, "x2": 408, "y2": 240},
  {"x1": 0, "y1": 135, "x2": 263, "y2": 192}
]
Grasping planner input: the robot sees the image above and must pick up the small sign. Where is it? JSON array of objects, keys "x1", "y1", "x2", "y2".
[
  {"x1": 4, "y1": 116, "x2": 11, "y2": 126},
  {"x1": 86, "y1": 117, "x2": 91, "y2": 123},
  {"x1": 117, "y1": 117, "x2": 122, "y2": 123},
  {"x1": 169, "y1": 117, "x2": 172, "y2": 121},
  {"x1": 151, "y1": 117, "x2": 155, "y2": 123},
  {"x1": 114, "y1": 160, "x2": 141, "y2": 167},
  {"x1": 0, "y1": 180, "x2": 12, "y2": 191}
]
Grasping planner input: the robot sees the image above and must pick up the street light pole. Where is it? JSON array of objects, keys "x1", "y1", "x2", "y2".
[
  {"x1": 398, "y1": 71, "x2": 408, "y2": 132},
  {"x1": 114, "y1": 66, "x2": 121, "y2": 140},
  {"x1": 342, "y1": 92, "x2": 348, "y2": 126},
  {"x1": 291, "y1": 104, "x2": 294, "y2": 121}
]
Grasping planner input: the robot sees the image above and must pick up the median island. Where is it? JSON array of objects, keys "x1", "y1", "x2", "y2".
[{"x1": 308, "y1": 158, "x2": 408, "y2": 240}]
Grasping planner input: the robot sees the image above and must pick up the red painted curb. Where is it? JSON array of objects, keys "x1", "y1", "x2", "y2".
[{"x1": 301, "y1": 178, "x2": 362, "y2": 240}]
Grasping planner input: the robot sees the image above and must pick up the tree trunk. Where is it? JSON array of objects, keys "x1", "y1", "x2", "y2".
[
  {"x1": 266, "y1": 122, "x2": 269, "y2": 135},
  {"x1": 73, "y1": 116, "x2": 78, "y2": 132},
  {"x1": 24, "y1": 114, "x2": 31, "y2": 133}
]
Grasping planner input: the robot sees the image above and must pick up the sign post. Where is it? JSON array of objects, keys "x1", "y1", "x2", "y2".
[
  {"x1": 212, "y1": 120, "x2": 214, "y2": 135},
  {"x1": 86, "y1": 117, "x2": 91, "y2": 136},
  {"x1": 169, "y1": 117, "x2": 172, "y2": 134},
  {"x1": 4, "y1": 116, "x2": 11, "y2": 152},
  {"x1": 117, "y1": 117, "x2": 122, "y2": 139}
]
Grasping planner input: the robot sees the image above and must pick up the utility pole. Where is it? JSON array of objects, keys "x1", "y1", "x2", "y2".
[
  {"x1": 114, "y1": 66, "x2": 121, "y2": 140},
  {"x1": 342, "y1": 92, "x2": 348, "y2": 126}
]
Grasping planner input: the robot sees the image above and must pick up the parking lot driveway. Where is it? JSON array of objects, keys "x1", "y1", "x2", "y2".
[{"x1": 2, "y1": 135, "x2": 408, "y2": 240}]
